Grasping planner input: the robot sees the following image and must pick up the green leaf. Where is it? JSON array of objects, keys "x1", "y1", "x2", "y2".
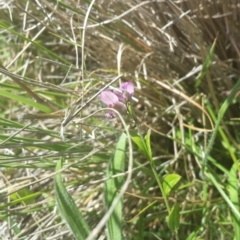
[
  {"x1": 130, "y1": 131, "x2": 147, "y2": 154},
  {"x1": 145, "y1": 130, "x2": 152, "y2": 160},
  {"x1": 10, "y1": 188, "x2": 37, "y2": 205},
  {"x1": 168, "y1": 204, "x2": 180, "y2": 231},
  {"x1": 0, "y1": 192, "x2": 41, "y2": 209},
  {"x1": 55, "y1": 158, "x2": 92, "y2": 240},
  {"x1": 2, "y1": 216, "x2": 21, "y2": 235},
  {"x1": 130, "y1": 131, "x2": 149, "y2": 159},
  {"x1": 163, "y1": 174, "x2": 182, "y2": 196},
  {"x1": 104, "y1": 133, "x2": 127, "y2": 240},
  {"x1": 130, "y1": 130, "x2": 152, "y2": 161},
  {"x1": 186, "y1": 230, "x2": 201, "y2": 240}
]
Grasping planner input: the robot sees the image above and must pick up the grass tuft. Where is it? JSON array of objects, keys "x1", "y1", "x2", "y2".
[{"x1": 1, "y1": 1, "x2": 240, "y2": 239}]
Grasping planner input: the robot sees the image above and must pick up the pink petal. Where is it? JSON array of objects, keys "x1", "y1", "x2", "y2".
[
  {"x1": 99, "y1": 90, "x2": 119, "y2": 107},
  {"x1": 120, "y1": 81, "x2": 134, "y2": 96},
  {"x1": 113, "y1": 89, "x2": 125, "y2": 102}
]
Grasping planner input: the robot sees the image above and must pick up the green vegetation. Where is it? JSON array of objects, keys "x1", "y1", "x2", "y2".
[{"x1": 0, "y1": 1, "x2": 240, "y2": 239}]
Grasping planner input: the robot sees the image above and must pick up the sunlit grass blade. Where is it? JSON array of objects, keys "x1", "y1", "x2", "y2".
[
  {"x1": 55, "y1": 158, "x2": 92, "y2": 240},
  {"x1": 0, "y1": 191, "x2": 40, "y2": 209},
  {"x1": 195, "y1": 38, "x2": 216, "y2": 89},
  {"x1": 203, "y1": 79, "x2": 240, "y2": 170},
  {"x1": 206, "y1": 169, "x2": 240, "y2": 219},
  {"x1": 104, "y1": 133, "x2": 127, "y2": 240},
  {"x1": 228, "y1": 163, "x2": 240, "y2": 240},
  {"x1": 0, "y1": 89, "x2": 52, "y2": 113}
]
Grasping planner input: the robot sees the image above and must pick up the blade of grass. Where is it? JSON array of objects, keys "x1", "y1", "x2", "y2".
[
  {"x1": 205, "y1": 100, "x2": 237, "y2": 165},
  {"x1": 195, "y1": 38, "x2": 216, "y2": 89},
  {"x1": 0, "y1": 20, "x2": 72, "y2": 66},
  {"x1": 0, "y1": 65, "x2": 58, "y2": 111},
  {"x1": 203, "y1": 78, "x2": 240, "y2": 172},
  {"x1": 0, "y1": 89, "x2": 52, "y2": 113},
  {"x1": 228, "y1": 163, "x2": 240, "y2": 240},
  {"x1": 206, "y1": 169, "x2": 240, "y2": 219},
  {"x1": 55, "y1": 158, "x2": 92, "y2": 240},
  {"x1": 104, "y1": 132, "x2": 127, "y2": 240}
]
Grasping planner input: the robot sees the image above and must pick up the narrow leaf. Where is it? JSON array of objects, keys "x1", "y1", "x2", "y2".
[
  {"x1": 0, "y1": 89, "x2": 52, "y2": 113},
  {"x1": 228, "y1": 164, "x2": 240, "y2": 240},
  {"x1": 55, "y1": 158, "x2": 92, "y2": 240},
  {"x1": 168, "y1": 204, "x2": 180, "y2": 231},
  {"x1": 130, "y1": 131, "x2": 148, "y2": 158},
  {"x1": 195, "y1": 38, "x2": 216, "y2": 89},
  {"x1": 203, "y1": 78, "x2": 240, "y2": 170},
  {"x1": 145, "y1": 130, "x2": 152, "y2": 160},
  {"x1": 104, "y1": 133, "x2": 127, "y2": 240}
]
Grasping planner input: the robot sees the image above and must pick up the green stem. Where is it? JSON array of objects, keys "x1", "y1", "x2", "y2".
[{"x1": 128, "y1": 101, "x2": 171, "y2": 214}]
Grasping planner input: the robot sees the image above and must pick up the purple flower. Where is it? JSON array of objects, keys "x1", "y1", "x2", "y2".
[
  {"x1": 99, "y1": 81, "x2": 134, "y2": 118},
  {"x1": 120, "y1": 81, "x2": 134, "y2": 97},
  {"x1": 114, "y1": 81, "x2": 134, "y2": 102}
]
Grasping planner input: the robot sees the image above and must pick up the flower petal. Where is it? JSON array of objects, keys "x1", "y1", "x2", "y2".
[
  {"x1": 120, "y1": 81, "x2": 134, "y2": 97},
  {"x1": 112, "y1": 89, "x2": 125, "y2": 102},
  {"x1": 99, "y1": 90, "x2": 119, "y2": 107}
]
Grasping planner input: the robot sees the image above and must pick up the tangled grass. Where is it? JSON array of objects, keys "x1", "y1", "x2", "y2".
[{"x1": 0, "y1": 1, "x2": 240, "y2": 239}]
